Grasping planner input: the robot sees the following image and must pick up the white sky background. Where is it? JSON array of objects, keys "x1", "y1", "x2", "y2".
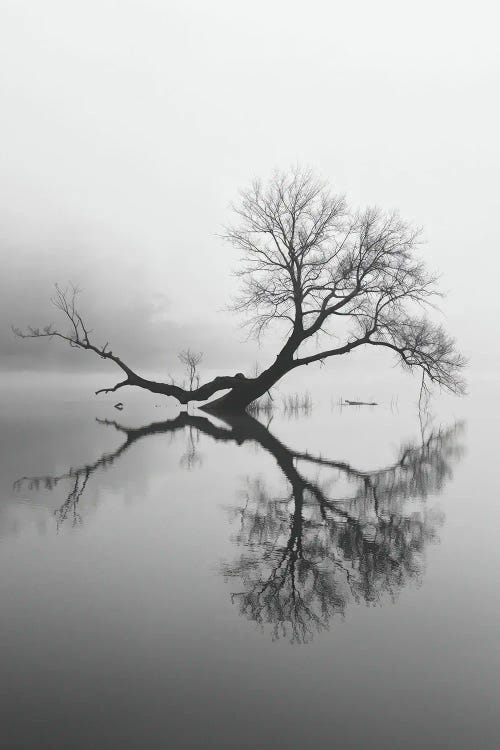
[{"x1": 0, "y1": 0, "x2": 499, "y2": 386}]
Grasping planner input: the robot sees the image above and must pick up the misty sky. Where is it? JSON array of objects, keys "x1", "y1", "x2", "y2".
[{"x1": 1, "y1": 0, "x2": 499, "y2": 386}]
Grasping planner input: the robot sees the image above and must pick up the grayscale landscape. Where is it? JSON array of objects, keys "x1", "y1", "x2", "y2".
[{"x1": 1, "y1": 1, "x2": 499, "y2": 748}]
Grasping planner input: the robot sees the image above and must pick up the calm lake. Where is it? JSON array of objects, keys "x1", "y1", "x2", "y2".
[{"x1": 0, "y1": 375, "x2": 498, "y2": 749}]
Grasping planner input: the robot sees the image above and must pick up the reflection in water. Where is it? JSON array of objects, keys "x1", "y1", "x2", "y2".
[
  {"x1": 180, "y1": 425, "x2": 203, "y2": 469},
  {"x1": 224, "y1": 425, "x2": 463, "y2": 642},
  {"x1": 15, "y1": 411, "x2": 464, "y2": 642}
]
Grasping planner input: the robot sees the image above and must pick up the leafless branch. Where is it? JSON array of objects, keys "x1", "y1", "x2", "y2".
[
  {"x1": 224, "y1": 167, "x2": 466, "y2": 395},
  {"x1": 178, "y1": 348, "x2": 203, "y2": 391},
  {"x1": 14, "y1": 167, "x2": 466, "y2": 411}
]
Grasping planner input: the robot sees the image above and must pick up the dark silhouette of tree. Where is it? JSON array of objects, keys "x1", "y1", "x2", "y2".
[
  {"x1": 178, "y1": 349, "x2": 203, "y2": 390},
  {"x1": 14, "y1": 411, "x2": 464, "y2": 642},
  {"x1": 13, "y1": 168, "x2": 465, "y2": 413},
  {"x1": 223, "y1": 422, "x2": 463, "y2": 642}
]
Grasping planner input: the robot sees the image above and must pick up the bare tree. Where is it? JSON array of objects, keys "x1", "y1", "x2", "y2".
[
  {"x1": 178, "y1": 348, "x2": 203, "y2": 390},
  {"x1": 13, "y1": 168, "x2": 466, "y2": 413}
]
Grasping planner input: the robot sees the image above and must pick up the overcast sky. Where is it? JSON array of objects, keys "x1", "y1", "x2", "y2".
[{"x1": 1, "y1": 0, "x2": 499, "y2": 385}]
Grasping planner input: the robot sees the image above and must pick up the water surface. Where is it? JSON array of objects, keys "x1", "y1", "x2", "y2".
[{"x1": 0, "y1": 380, "x2": 498, "y2": 748}]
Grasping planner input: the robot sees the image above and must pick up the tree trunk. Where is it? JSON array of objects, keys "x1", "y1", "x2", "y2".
[{"x1": 201, "y1": 357, "x2": 293, "y2": 415}]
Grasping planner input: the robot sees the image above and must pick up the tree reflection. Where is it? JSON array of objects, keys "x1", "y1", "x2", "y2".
[
  {"x1": 15, "y1": 411, "x2": 464, "y2": 642},
  {"x1": 223, "y1": 423, "x2": 463, "y2": 642}
]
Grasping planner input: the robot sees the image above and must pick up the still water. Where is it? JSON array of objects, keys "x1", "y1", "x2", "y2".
[{"x1": 0, "y1": 378, "x2": 498, "y2": 748}]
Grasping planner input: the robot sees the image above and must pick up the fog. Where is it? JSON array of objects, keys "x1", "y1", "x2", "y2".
[
  {"x1": 1, "y1": 0, "x2": 499, "y2": 385},
  {"x1": 2, "y1": 7, "x2": 500, "y2": 745}
]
